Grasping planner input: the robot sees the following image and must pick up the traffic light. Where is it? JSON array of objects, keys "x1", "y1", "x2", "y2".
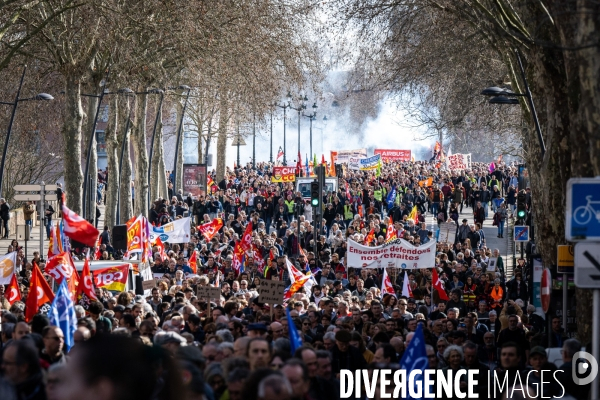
[
  {"x1": 516, "y1": 191, "x2": 527, "y2": 220},
  {"x1": 310, "y1": 181, "x2": 320, "y2": 207}
]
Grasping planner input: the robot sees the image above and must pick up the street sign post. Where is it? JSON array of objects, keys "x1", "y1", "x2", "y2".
[
  {"x1": 566, "y1": 177, "x2": 600, "y2": 241},
  {"x1": 541, "y1": 268, "x2": 551, "y2": 314},
  {"x1": 574, "y1": 242, "x2": 600, "y2": 288},
  {"x1": 574, "y1": 242, "x2": 600, "y2": 400},
  {"x1": 13, "y1": 181, "x2": 57, "y2": 259},
  {"x1": 514, "y1": 225, "x2": 530, "y2": 242}
]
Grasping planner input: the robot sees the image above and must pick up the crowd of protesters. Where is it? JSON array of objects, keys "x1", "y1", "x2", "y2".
[{"x1": 0, "y1": 159, "x2": 591, "y2": 400}]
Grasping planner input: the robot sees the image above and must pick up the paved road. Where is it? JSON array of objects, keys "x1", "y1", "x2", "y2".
[{"x1": 2, "y1": 203, "x2": 514, "y2": 278}]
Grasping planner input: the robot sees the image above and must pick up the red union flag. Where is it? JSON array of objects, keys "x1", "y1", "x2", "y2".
[
  {"x1": 93, "y1": 265, "x2": 129, "y2": 292},
  {"x1": 7, "y1": 273, "x2": 21, "y2": 304},
  {"x1": 61, "y1": 204, "x2": 100, "y2": 247},
  {"x1": 77, "y1": 257, "x2": 98, "y2": 302},
  {"x1": 240, "y1": 221, "x2": 253, "y2": 251},
  {"x1": 381, "y1": 268, "x2": 396, "y2": 297},
  {"x1": 198, "y1": 218, "x2": 224, "y2": 241},
  {"x1": 45, "y1": 252, "x2": 76, "y2": 284},
  {"x1": 374, "y1": 149, "x2": 412, "y2": 162}
]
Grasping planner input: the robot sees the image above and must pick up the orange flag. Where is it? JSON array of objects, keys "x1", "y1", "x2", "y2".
[
  {"x1": 189, "y1": 250, "x2": 198, "y2": 274},
  {"x1": 364, "y1": 228, "x2": 375, "y2": 245},
  {"x1": 26, "y1": 263, "x2": 55, "y2": 322}
]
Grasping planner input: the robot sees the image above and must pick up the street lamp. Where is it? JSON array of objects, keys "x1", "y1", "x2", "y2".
[
  {"x1": 302, "y1": 102, "x2": 318, "y2": 158},
  {"x1": 322, "y1": 115, "x2": 328, "y2": 154},
  {"x1": 481, "y1": 48, "x2": 546, "y2": 157},
  {"x1": 0, "y1": 66, "x2": 54, "y2": 197},
  {"x1": 146, "y1": 88, "x2": 165, "y2": 206},
  {"x1": 171, "y1": 85, "x2": 192, "y2": 193},
  {"x1": 274, "y1": 91, "x2": 293, "y2": 164},
  {"x1": 289, "y1": 94, "x2": 307, "y2": 158},
  {"x1": 269, "y1": 112, "x2": 273, "y2": 163}
]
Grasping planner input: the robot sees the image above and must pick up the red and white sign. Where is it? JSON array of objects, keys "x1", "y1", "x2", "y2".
[
  {"x1": 347, "y1": 238, "x2": 436, "y2": 269},
  {"x1": 541, "y1": 268, "x2": 552, "y2": 313},
  {"x1": 446, "y1": 153, "x2": 471, "y2": 170},
  {"x1": 374, "y1": 149, "x2": 412, "y2": 162}
]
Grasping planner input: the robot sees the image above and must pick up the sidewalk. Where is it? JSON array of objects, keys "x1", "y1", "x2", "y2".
[{"x1": 0, "y1": 205, "x2": 106, "y2": 261}]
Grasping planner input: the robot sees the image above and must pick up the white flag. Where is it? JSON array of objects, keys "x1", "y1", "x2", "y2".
[
  {"x1": 0, "y1": 252, "x2": 17, "y2": 285},
  {"x1": 401, "y1": 271, "x2": 413, "y2": 298}
]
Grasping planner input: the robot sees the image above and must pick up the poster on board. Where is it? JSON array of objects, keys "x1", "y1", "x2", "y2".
[{"x1": 183, "y1": 164, "x2": 207, "y2": 198}]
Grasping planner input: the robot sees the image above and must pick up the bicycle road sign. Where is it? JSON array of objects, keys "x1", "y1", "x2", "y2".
[
  {"x1": 514, "y1": 225, "x2": 529, "y2": 242},
  {"x1": 566, "y1": 177, "x2": 600, "y2": 241}
]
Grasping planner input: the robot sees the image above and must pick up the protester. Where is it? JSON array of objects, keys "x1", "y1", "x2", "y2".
[{"x1": 0, "y1": 158, "x2": 554, "y2": 400}]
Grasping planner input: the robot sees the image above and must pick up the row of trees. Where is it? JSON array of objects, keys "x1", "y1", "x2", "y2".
[
  {"x1": 0, "y1": 0, "x2": 323, "y2": 227},
  {"x1": 329, "y1": 0, "x2": 600, "y2": 343}
]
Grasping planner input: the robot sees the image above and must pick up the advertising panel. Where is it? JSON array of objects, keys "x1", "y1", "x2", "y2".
[{"x1": 182, "y1": 164, "x2": 207, "y2": 198}]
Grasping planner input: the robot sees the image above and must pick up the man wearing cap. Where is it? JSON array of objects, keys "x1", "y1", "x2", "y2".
[
  {"x1": 154, "y1": 331, "x2": 187, "y2": 353},
  {"x1": 247, "y1": 323, "x2": 268, "y2": 339}
]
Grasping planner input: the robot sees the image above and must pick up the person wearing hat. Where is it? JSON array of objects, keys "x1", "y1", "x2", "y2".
[
  {"x1": 153, "y1": 331, "x2": 187, "y2": 353},
  {"x1": 527, "y1": 346, "x2": 563, "y2": 398},
  {"x1": 331, "y1": 329, "x2": 367, "y2": 382},
  {"x1": 247, "y1": 323, "x2": 268, "y2": 339}
]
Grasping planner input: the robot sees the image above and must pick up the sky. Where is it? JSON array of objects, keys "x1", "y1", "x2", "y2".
[{"x1": 171, "y1": 96, "x2": 434, "y2": 170}]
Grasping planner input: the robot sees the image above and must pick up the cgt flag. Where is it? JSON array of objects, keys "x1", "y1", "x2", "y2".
[
  {"x1": 49, "y1": 279, "x2": 78, "y2": 352},
  {"x1": 197, "y1": 218, "x2": 224, "y2": 241},
  {"x1": 26, "y1": 263, "x2": 55, "y2": 322},
  {"x1": 93, "y1": 265, "x2": 129, "y2": 292}
]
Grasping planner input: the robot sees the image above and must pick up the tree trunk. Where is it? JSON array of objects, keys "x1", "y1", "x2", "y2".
[
  {"x1": 205, "y1": 114, "x2": 213, "y2": 165},
  {"x1": 62, "y1": 74, "x2": 84, "y2": 213},
  {"x1": 132, "y1": 90, "x2": 149, "y2": 217},
  {"x1": 151, "y1": 97, "x2": 167, "y2": 202},
  {"x1": 119, "y1": 98, "x2": 133, "y2": 224},
  {"x1": 216, "y1": 91, "x2": 229, "y2": 181},
  {"x1": 84, "y1": 93, "x2": 99, "y2": 221},
  {"x1": 104, "y1": 96, "x2": 119, "y2": 229}
]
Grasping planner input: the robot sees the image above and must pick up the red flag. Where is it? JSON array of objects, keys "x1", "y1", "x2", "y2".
[
  {"x1": 94, "y1": 235, "x2": 102, "y2": 260},
  {"x1": 45, "y1": 252, "x2": 76, "y2": 284},
  {"x1": 240, "y1": 221, "x2": 253, "y2": 251},
  {"x1": 381, "y1": 268, "x2": 395, "y2": 297},
  {"x1": 232, "y1": 241, "x2": 245, "y2": 273},
  {"x1": 197, "y1": 218, "x2": 224, "y2": 241},
  {"x1": 153, "y1": 237, "x2": 166, "y2": 261},
  {"x1": 432, "y1": 268, "x2": 449, "y2": 301},
  {"x1": 67, "y1": 268, "x2": 80, "y2": 301},
  {"x1": 189, "y1": 250, "x2": 198, "y2": 274},
  {"x1": 61, "y1": 203, "x2": 100, "y2": 247},
  {"x1": 26, "y1": 263, "x2": 55, "y2": 322},
  {"x1": 7, "y1": 273, "x2": 21, "y2": 305},
  {"x1": 76, "y1": 257, "x2": 98, "y2": 302},
  {"x1": 385, "y1": 223, "x2": 396, "y2": 242}
]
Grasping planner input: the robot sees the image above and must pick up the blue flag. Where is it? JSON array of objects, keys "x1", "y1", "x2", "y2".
[
  {"x1": 399, "y1": 324, "x2": 429, "y2": 399},
  {"x1": 286, "y1": 308, "x2": 302, "y2": 355},
  {"x1": 48, "y1": 279, "x2": 77, "y2": 352},
  {"x1": 305, "y1": 155, "x2": 310, "y2": 176},
  {"x1": 387, "y1": 185, "x2": 397, "y2": 210}
]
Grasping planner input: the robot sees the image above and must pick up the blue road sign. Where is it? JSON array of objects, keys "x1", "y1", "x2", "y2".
[
  {"x1": 566, "y1": 178, "x2": 600, "y2": 241},
  {"x1": 514, "y1": 225, "x2": 530, "y2": 242}
]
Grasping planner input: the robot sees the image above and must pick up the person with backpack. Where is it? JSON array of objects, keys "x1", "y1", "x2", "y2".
[
  {"x1": 431, "y1": 187, "x2": 444, "y2": 217},
  {"x1": 493, "y1": 203, "x2": 508, "y2": 238}
]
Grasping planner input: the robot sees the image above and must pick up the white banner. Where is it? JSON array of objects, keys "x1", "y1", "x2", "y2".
[
  {"x1": 348, "y1": 157, "x2": 362, "y2": 170},
  {"x1": 347, "y1": 238, "x2": 436, "y2": 269},
  {"x1": 0, "y1": 251, "x2": 17, "y2": 285},
  {"x1": 149, "y1": 217, "x2": 191, "y2": 243},
  {"x1": 446, "y1": 153, "x2": 472, "y2": 170},
  {"x1": 335, "y1": 149, "x2": 367, "y2": 163}
]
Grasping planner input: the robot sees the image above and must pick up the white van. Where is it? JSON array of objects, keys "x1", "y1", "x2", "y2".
[{"x1": 296, "y1": 177, "x2": 338, "y2": 200}]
